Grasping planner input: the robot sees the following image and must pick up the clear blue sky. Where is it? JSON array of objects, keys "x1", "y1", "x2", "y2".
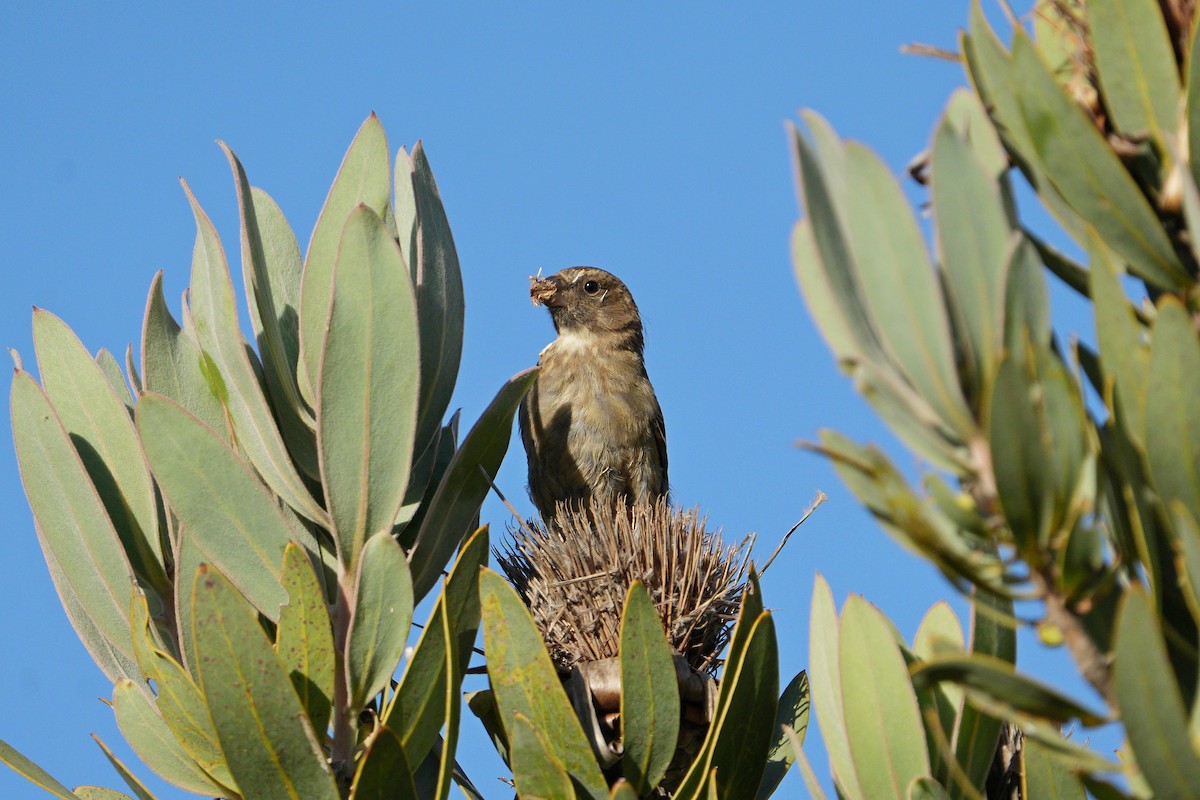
[{"x1": 1, "y1": 3, "x2": 1104, "y2": 798}]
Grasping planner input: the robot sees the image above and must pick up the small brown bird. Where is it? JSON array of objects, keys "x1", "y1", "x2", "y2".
[{"x1": 519, "y1": 266, "x2": 668, "y2": 521}]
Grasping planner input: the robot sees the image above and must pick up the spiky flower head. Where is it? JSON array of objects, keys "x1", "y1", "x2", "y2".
[{"x1": 497, "y1": 496, "x2": 752, "y2": 674}]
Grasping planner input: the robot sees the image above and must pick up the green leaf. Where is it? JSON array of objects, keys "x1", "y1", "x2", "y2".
[
  {"x1": 401, "y1": 143, "x2": 465, "y2": 460},
  {"x1": 124, "y1": 344, "x2": 142, "y2": 396},
  {"x1": 111, "y1": 679, "x2": 228, "y2": 797},
  {"x1": 221, "y1": 143, "x2": 319, "y2": 479},
  {"x1": 181, "y1": 179, "x2": 328, "y2": 526},
  {"x1": 789, "y1": 123, "x2": 887, "y2": 369},
  {"x1": 619, "y1": 581, "x2": 680, "y2": 794},
  {"x1": 952, "y1": 590, "x2": 1013, "y2": 798},
  {"x1": 808, "y1": 574, "x2": 864, "y2": 800},
  {"x1": 139, "y1": 271, "x2": 229, "y2": 442},
  {"x1": 479, "y1": 569, "x2": 607, "y2": 799},
  {"x1": 73, "y1": 788, "x2": 141, "y2": 800},
  {"x1": 298, "y1": 114, "x2": 391, "y2": 406},
  {"x1": 409, "y1": 369, "x2": 538, "y2": 602},
  {"x1": 1003, "y1": 237, "x2": 1051, "y2": 352},
  {"x1": 10, "y1": 371, "x2": 139, "y2": 683},
  {"x1": 931, "y1": 114, "x2": 1012, "y2": 399},
  {"x1": 346, "y1": 531, "x2": 414, "y2": 710},
  {"x1": 704, "y1": 614, "x2": 778, "y2": 800},
  {"x1": 912, "y1": 653, "x2": 1105, "y2": 726},
  {"x1": 1169, "y1": 503, "x2": 1200, "y2": 653},
  {"x1": 1114, "y1": 586, "x2": 1200, "y2": 795},
  {"x1": 755, "y1": 671, "x2": 810, "y2": 800},
  {"x1": 137, "y1": 393, "x2": 302, "y2": 619},
  {"x1": 1088, "y1": 0, "x2": 1180, "y2": 149},
  {"x1": 33, "y1": 309, "x2": 166, "y2": 593},
  {"x1": 907, "y1": 777, "x2": 952, "y2": 800},
  {"x1": 349, "y1": 725, "x2": 417, "y2": 800},
  {"x1": 677, "y1": 572, "x2": 777, "y2": 800},
  {"x1": 840, "y1": 596, "x2": 930, "y2": 800},
  {"x1": 95, "y1": 348, "x2": 134, "y2": 413},
  {"x1": 318, "y1": 204, "x2": 420, "y2": 569},
  {"x1": 841, "y1": 142, "x2": 973, "y2": 436},
  {"x1": 813, "y1": 431, "x2": 1003, "y2": 591},
  {"x1": 1022, "y1": 737, "x2": 1087, "y2": 799},
  {"x1": 129, "y1": 587, "x2": 234, "y2": 790},
  {"x1": 791, "y1": 218, "x2": 967, "y2": 474},
  {"x1": 1188, "y1": 16, "x2": 1200, "y2": 194},
  {"x1": 429, "y1": 598, "x2": 462, "y2": 800},
  {"x1": 1010, "y1": 31, "x2": 1190, "y2": 291},
  {"x1": 609, "y1": 781, "x2": 639, "y2": 800},
  {"x1": 276, "y1": 542, "x2": 335, "y2": 738},
  {"x1": 1088, "y1": 230, "x2": 1150, "y2": 441},
  {"x1": 170, "y1": 529, "x2": 203, "y2": 673},
  {"x1": 511, "y1": 714, "x2": 577, "y2": 800},
  {"x1": 88, "y1": 735, "x2": 158, "y2": 800},
  {"x1": 192, "y1": 564, "x2": 339, "y2": 799},
  {"x1": 0, "y1": 736, "x2": 79, "y2": 800},
  {"x1": 1145, "y1": 298, "x2": 1200, "y2": 524},
  {"x1": 387, "y1": 527, "x2": 487, "y2": 769},
  {"x1": 789, "y1": 726, "x2": 828, "y2": 800},
  {"x1": 465, "y1": 689, "x2": 509, "y2": 766},
  {"x1": 987, "y1": 344, "x2": 1091, "y2": 559},
  {"x1": 942, "y1": 87, "x2": 1009, "y2": 182}
]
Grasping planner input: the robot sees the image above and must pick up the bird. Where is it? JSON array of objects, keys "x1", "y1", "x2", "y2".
[{"x1": 519, "y1": 266, "x2": 668, "y2": 522}]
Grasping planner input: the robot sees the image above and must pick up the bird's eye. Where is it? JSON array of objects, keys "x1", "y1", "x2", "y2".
[{"x1": 583, "y1": 280, "x2": 601, "y2": 295}]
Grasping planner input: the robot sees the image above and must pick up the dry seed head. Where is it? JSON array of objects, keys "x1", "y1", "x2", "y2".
[{"x1": 497, "y1": 496, "x2": 752, "y2": 675}]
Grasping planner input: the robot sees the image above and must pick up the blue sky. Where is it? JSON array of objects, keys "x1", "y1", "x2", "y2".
[{"x1": 1, "y1": 3, "x2": 1104, "y2": 797}]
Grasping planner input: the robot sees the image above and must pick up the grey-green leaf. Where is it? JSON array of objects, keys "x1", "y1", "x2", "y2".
[
  {"x1": 182, "y1": 179, "x2": 328, "y2": 526},
  {"x1": 912, "y1": 653, "x2": 1106, "y2": 726},
  {"x1": 137, "y1": 392, "x2": 302, "y2": 619},
  {"x1": 1011, "y1": 31, "x2": 1190, "y2": 290},
  {"x1": 33, "y1": 309, "x2": 165, "y2": 593},
  {"x1": 222, "y1": 143, "x2": 319, "y2": 479},
  {"x1": 840, "y1": 595, "x2": 930, "y2": 800},
  {"x1": 0, "y1": 736, "x2": 80, "y2": 800},
  {"x1": 931, "y1": 115, "x2": 1012, "y2": 399},
  {"x1": 318, "y1": 204, "x2": 420, "y2": 570},
  {"x1": 404, "y1": 143, "x2": 465, "y2": 458},
  {"x1": 1145, "y1": 298, "x2": 1200, "y2": 524},
  {"x1": 276, "y1": 542, "x2": 335, "y2": 739},
  {"x1": 112, "y1": 679, "x2": 228, "y2": 797},
  {"x1": 10, "y1": 371, "x2": 138, "y2": 683},
  {"x1": 346, "y1": 531, "x2": 414, "y2": 710},
  {"x1": 298, "y1": 114, "x2": 391, "y2": 405},
  {"x1": 139, "y1": 271, "x2": 229, "y2": 442},
  {"x1": 1115, "y1": 587, "x2": 1200, "y2": 795},
  {"x1": 1088, "y1": 0, "x2": 1180, "y2": 149},
  {"x1": 192, "y1": 564, "x2": 339, "y2": 800}
]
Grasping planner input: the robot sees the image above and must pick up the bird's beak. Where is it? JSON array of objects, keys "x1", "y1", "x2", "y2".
[{"x1": 529, "y1": 275, "x2": 566, "y2": 308}]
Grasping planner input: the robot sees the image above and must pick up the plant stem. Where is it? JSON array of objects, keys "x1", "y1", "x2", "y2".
[
  {"x1": 1033, "y1": 569, "x2": 1116, "y2": 710},
  {"x1": 331, "y1": 568, "x2": 355, "y2": 788}
]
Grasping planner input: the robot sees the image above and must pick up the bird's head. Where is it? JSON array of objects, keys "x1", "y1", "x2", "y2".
[{"x1": 528, "y1": 266, "x2": 645, "y2": 350}]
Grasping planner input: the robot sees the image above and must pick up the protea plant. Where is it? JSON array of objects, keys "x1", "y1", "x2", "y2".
[
  {"x1": 790, "y1": 0, "x2": 1200, "y2": 796},
  {"x1": 6, "y1": 113, "x2": 533, "y2": 799}
]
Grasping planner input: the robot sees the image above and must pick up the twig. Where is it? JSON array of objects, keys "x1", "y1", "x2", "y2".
[{"x1": 759, "y1": 491, "x2": 826, "y2": 576}]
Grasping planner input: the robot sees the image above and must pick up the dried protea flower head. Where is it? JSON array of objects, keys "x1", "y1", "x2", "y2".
[{"x1": 497, "y1": 495, "x2": 753, "y2": 675}]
